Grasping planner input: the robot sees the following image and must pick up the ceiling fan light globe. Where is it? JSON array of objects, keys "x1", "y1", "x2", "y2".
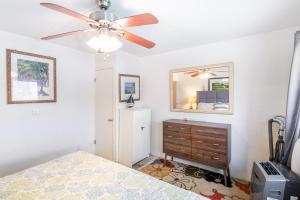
[
  {"x1": 200, "y1": 72, "x2": 210, "y2": 79},
  {"x1": 86, "y1": 34, "x2": 122, "y2": 53}
]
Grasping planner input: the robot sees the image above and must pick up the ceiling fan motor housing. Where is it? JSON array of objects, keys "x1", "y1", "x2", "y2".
[
  {"x1": 97, "y1": 0, "x2": 111, "y2": 10},
  {"x1": 89, "y1": 10, "x2": 116, "y2": 29},
  {"x1": 90, "y1": 0, "x2": 114, "y2": 25},
  {"x1": 89, "y1": 10, "x2": 103, "y2": 22}
]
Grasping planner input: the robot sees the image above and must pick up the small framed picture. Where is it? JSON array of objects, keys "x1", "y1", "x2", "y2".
[
  {"x1": 119, "y1": 74, "x2": 140, "y2": 102},
  {"x1": 6, "y1": 49, "x2": 56, "y2": 104},
  {"x1": 208, "y1": 77, "x2": 229, "y2": 91}
]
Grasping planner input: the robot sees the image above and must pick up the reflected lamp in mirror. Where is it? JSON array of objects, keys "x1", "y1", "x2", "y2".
[{"x1": 170, "y1": 62, "x2": 233, "y2": 114}]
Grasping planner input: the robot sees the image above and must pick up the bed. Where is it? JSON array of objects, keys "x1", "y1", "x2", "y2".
[
  {"x1": 197, "y1": 91, "x2": 229, "y2": 111},
  {"x1": 0, "y1": 151, "x2": 207, "y2": 200}
]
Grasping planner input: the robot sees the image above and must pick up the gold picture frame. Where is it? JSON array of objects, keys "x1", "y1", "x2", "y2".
[{"x1": 6, "y1": 49, "x2": 57, "y2": 104}]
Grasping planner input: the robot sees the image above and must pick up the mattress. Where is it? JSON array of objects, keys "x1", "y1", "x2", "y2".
[{"x1": 0, "y1": 151, "x2": 207, "y2": 200}]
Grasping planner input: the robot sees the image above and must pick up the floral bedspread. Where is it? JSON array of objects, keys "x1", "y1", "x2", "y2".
[{"x1": 0, "y1": 151, "x2": 207, "y2": 200}]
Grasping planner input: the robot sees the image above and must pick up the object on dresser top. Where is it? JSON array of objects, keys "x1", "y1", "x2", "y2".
[
  {"x1": 163, "y1": 119, "x2": 231, "y2": 186},
  {"x1": 126, "y1": 94, "x2": 135, "y2": 108}
]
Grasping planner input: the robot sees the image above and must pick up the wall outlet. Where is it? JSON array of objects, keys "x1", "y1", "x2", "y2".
[{"x1": 31, "y1": 109, "x2": 40, "y2": 116}]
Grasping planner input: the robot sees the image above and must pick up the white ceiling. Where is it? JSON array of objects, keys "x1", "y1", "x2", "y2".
[{"x1": 0, "y1": 0, "x2": 300, "y2": 56}]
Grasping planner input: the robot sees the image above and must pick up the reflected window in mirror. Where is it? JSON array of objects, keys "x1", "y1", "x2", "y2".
[{"x1": 170, "y1": 63, "x2": 233, "y2": 114}]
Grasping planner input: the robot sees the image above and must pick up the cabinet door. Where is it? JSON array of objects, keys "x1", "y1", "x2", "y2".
[
  {"x1": 119, "y1": 110, "x2": 133, "y2": 167},
  {"x1": 132, "y1": 110, "x2": 151, "y2": 164}
]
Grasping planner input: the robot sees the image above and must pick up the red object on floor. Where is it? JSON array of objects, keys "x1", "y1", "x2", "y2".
[
  {"x1": 201, "y1": 190, "x2": 225, "y2": 200},
  {"x1": 235, "y1": 180, "x2": 251, "y2": 194},
  {"x1": 159, "y1": 159, "x2": 174, "y2": 168}
]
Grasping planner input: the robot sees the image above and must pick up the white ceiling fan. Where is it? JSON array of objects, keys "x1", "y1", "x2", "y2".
[
  {"x1": 184, "y1": 68, "x2": 228, "y2": 79},
  {"x1": 40, "y1": 0, "x2": 159, "y2": 53}
]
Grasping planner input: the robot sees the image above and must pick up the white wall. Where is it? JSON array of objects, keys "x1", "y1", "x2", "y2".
[
  {"x1": 140, "y1": 27, "x2": 298, "y2": 180},
  {"x1": 0, "y1": 30, "x2": 95, "y2": 177},
  {"x1": 175, "y1": 74, "x2": 204, "y2": 109},
  {"x1": 116, "y1": 51, "x2": 144, "y2": 108}
]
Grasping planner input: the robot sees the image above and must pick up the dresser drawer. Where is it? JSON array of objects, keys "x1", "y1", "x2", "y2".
[
  {"x1": 164, "y1": 143, "x2": 191, "y2": 158},
  {"x1": 191, "y1": 126, "x2": 226, "y2": 138},
  {"x1": 163, "y1": 122, "x2": 191, "y2": 133},
  {"x1": 192, "y1": 135, "x2": 227, "y2": 154},
  {"x1": 164, "y1": 131, "x2": 191, "y2": 146},
  {"x1": 192, "y1": 148, "x2": 227, "y2": 168}
]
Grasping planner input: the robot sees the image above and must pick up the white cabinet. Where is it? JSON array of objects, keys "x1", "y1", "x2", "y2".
[{"x1": 119, "y1": 108, "x2": 151, "y2": 167}]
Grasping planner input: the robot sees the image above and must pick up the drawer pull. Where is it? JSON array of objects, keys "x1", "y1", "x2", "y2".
[
  {"x1": 212, "y1": 157, "x2": 220, "y2": 160},
  {"x1": 213, "y1": 143, "x2": 220, "y2": 146},
  {"x1": 180, "y1": 127, "x2": 185, "y2": 130},
  {"x1": 167, "y1": 136, "x2": 173, "y2": 138},
  {"x1": 178, "y1": 138, "x2": 185, "y2": 140},
  {"x1": 168, "y1": 126, "x2": 173, "y2": 128}
]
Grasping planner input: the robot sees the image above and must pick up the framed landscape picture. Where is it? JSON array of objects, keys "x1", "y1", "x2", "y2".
[
  {"x1": 6, "y1": 49, "x2": 56, "y2": 104},
  {"x1": 208, "y1": 77, "x2": 229, "y2": 91},
  {"x1": 119, "y1": 74, "x2": 140, "y2": 102}
]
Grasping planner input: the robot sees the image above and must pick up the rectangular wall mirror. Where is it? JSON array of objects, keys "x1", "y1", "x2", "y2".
[{"x1": 170, "y1": 62, "x2": 233, "y2": 114}]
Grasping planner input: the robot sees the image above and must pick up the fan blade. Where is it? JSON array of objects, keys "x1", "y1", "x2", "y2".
[
  {"x1": 41, "y1": 29, "x2": 91, "y2": 40},
  {"x1": 184, "y1": 71, "x2": 197, "y2": 75},
  {"x1": 40, "y1": 3, "x2": 96, "y2": 23},
  {"x1": 191, "y1": 72, "x2": 200, "y2": 77},
  {"x1": 114, "y1": 13, "x2": 158, "y2": 28},
  {"x1": 123, "y1": 32, "x2": 155, "y2": 48}
]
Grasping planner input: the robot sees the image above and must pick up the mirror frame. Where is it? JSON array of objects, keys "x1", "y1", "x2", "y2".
[{"x1": 169, "y1": 62, "x2": 234, "y2": 115}]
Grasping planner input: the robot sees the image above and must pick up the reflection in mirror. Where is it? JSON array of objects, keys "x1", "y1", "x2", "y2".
[{"x1": 170, "y1": 63, "x2": 233, "y2": 114}]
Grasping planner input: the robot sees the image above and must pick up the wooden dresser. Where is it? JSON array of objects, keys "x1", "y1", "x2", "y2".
[{"x1": 163, "y1": 119, "x2": 231, "y2": 185}]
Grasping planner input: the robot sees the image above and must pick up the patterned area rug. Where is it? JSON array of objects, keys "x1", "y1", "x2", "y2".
[{"x1": 134, "y1": 158, "x2": 250, "y2": 200}]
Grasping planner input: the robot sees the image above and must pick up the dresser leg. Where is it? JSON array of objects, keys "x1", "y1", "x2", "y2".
[
  {"x1": 224, "y1": 168, "x2": 228, "y2": 187},
  {"x1": 164, "y1": 154, "x2": 167, "y2": 166},
  {"x1": 171, "y1": 156, "x2": 174, "y2": 161},
  {"x1": 227, "y1": 167, "x2": 231, "y2": 183}
]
